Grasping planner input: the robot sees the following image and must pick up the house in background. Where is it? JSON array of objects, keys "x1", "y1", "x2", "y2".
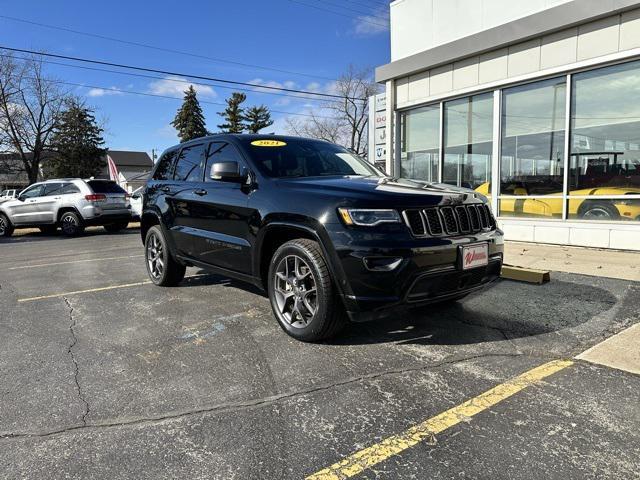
[
  {"x1": 0, "y1": 150, "x2": 153, "y2": 193},
  {"x1": 98, "y1": 150, "x2": 153, "y2": 193}
]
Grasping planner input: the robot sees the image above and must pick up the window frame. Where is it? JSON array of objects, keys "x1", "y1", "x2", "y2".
[{"x1": 173, "y1": 143, "x2": 206, "y2": 182}]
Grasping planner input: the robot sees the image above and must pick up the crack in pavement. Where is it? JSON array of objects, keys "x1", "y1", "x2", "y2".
[
  {"x1": 64, "y1": 297, "x2": 90, "y2": 427},
  {"x1": 0, "y1": 352, "x2": 548, "y2": 442}
]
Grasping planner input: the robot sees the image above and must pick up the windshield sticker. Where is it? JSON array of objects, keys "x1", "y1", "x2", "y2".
[{"x1": 251, "y1": 140, "x2": 287, "y2": 147}]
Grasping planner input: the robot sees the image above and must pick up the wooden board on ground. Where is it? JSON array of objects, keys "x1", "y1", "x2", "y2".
[{"x1": 501, "y1": 265, "x2": 551, "y2": 284}]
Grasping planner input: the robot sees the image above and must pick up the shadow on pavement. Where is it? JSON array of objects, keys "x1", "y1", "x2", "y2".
[{"x1": 0, "y1": 227, "x2": 141, "y2": 244}]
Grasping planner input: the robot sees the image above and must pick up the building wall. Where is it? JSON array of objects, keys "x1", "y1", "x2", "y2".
[
  {"x1": 385, "y1": 7, "x2": 640, "y2": 251},
  {"x1": 391, "y1": 0, "x2": 573, "y2": 61},
  {"x1": 394, "y1": 8, "x2": 640, "y2": 108}
]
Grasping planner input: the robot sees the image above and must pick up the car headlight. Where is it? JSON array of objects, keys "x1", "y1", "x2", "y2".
[{"x1": 338, "y1": 208, "x2": 401, "y2": 226}]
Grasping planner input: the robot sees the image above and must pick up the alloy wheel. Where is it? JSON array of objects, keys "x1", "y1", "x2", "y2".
[
  {"x1": 583, "y1": 207, "x2": 612, "y2": 219},
  {"x1": 62, "y1": 215, "x2": 77, "y2": 235},
  {"x1": 273, "y1": 255, "x2": 318, "y2": 328},
  {"x1": 146, "y1": 232, "x2": 164, "y2": 279}
]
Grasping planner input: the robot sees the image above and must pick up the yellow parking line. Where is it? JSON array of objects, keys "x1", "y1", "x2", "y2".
[
  {"x1": 17, "y1": 281, "x2": 152, "y2": 302},
  {"x1": 8, "y1": 255, "x2": 143, "y2": 270},
  {"x1": 306, "y1": 359, "x2": 574, "y2": 480}
]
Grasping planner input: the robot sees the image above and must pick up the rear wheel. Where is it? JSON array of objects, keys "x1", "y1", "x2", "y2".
[
  {"x1": 0, "y1": 213, "x2": 14, "y2": 237},
  {"x1": 59, "y1": 212, "x2": 85, "y2": 236},
  {"x1": 145, "y1": 225, "x2": 186, "y2": 286},
  {"x1": 579, "y1": 202, "x2": 619, "y2": 220},
  {"x1": 268, "y1": 239, "x2": 346, "y2": 342},
  {"x1": 104, "y1": 221, "x2": 129, "y2": 233}
]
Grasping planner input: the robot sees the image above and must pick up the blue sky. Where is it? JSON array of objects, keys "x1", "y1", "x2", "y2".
[{"x1": 1, "y1": 0, "x2": 390, "y2": 159}]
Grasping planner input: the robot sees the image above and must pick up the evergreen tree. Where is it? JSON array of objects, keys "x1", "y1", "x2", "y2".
[
  {"x1": 245, "y1": 105, "x2": 274, "y2": 134},
  {"x1": 45, "y1": 99, "x2": 107, "y2": 179},
  {"x1": 218, "y1": 92, "x2": 247, "y2": 133},
  {"x1": 171, "y1": 85, "x2": 208, "y2": 142}
]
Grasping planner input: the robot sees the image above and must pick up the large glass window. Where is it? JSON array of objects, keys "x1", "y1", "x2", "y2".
[
  {"x1": 443, "y1": 93, "x2": 494, "y2": 192},
  {"x1": 400, "y1": 105, "x2": 439, "y2": 182},
  {"x1": 569, "y1": 61, "x2": 640, "y2": 221}
]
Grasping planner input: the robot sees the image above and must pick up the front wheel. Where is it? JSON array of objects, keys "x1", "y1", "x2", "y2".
[
  {"x1": 145, "y1": 225, "x2": 186, "y2": 286},
  {"x1": 268, "y1": 239, "x2": 347, "y2": 342},
  {"x1": 0, "y1": 213, "x2": 14, "y2": 237},
  {"x1": 579, "y1": 202, "x2": 619, "y2": 220}
]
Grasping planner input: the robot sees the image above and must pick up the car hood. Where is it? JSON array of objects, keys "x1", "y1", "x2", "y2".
[{"x1": 275, "y1": 176, "x2": 485, "y2": 207}]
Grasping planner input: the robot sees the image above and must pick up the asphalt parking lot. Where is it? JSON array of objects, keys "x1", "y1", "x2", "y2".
[{"x1": 1, "y1": 228, "x2": 639, "y2": 479}]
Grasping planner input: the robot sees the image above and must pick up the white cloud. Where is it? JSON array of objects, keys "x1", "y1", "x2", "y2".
[
  {"x1": 148, "y1": 76, "x2": 216, "y2": 98},
  {"x1": 87, "y1": 86, "x2": 124, "y2": 97},
  {"x1": 353, "y1": 8, "x2": 389, "y2": 36}
]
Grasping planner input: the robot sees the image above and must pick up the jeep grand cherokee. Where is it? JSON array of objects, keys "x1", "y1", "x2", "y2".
[{"x1": 141, "y1": 135, "x2": 504, "y2": 341}]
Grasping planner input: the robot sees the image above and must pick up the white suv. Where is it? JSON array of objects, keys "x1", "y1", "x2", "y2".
[{"x1": 0, "y1": 179, "x2": 132, "y2": 237}]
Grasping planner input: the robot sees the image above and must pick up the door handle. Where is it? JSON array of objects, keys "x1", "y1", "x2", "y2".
[
  {"x1": 160, "y1": 186, "x2": 171, "y2": 193},
  {"x1": 194, "y1": 189, "x2": 207, "y2": 196}
]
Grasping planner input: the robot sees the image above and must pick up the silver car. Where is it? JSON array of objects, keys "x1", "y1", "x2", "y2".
[{"x1": 0, "y1": 179, "x2": 132, "y2": 237}]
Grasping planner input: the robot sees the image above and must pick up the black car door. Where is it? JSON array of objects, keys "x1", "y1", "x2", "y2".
[{"x1": 187, "y1": 141, "x2": 254, "y2": 274}]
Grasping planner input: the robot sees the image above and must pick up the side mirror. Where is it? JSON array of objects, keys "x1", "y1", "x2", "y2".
[
  {"x1": 210, "y1": 161, "x2": 244, "y2": 182},
  {"x1": 131, "y1": 193, "x2": 141, "y2": 200},
  {"x1": 17, "y1": 195, "x2": 25, "y2": 202}
]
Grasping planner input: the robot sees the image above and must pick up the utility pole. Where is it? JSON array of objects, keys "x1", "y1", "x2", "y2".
[{"x1": 151, "y1": 149, "x2": 158, "y2": 164}]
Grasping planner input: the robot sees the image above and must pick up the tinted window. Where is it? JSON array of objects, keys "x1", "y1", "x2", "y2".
[
  {"x1": 238, "y1": 138, "x2": 380, "y2": 179},
  {"x1": 174, "y1": 144, "x2": 205, "y2": 182},
  {"x1": 60, "y1": 183, "x2": 81, "y2": 194},
  {"x1": 153, "y1": 150, "x2": 178, "y2": 181},
  {"x1": 20, "y1": 185, "x2": 43, "y2": 199},
  {"x1": 87, "y1": 181, "x2": 127, "y2": 194},
  {"x1": 205, "y1": 143, "x2": 245, "y2": 182}
]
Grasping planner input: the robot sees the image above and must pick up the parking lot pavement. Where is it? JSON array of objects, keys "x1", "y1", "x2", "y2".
[{"x1": 1, "y1": 229, "x2": 639, "y2": 479}]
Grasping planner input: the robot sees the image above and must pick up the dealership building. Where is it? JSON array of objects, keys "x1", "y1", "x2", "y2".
[{"x1": 375, "y1": 0, "x2": 640, "y2": 250}]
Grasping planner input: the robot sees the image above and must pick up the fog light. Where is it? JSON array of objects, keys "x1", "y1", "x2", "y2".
[{"x1": 363, "y1": 257, "x2": 403, "y2": 272}]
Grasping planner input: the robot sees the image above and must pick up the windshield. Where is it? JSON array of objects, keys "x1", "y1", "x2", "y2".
[{"x1": 239, "y1": 138, "x2": 382, "y2": 179}]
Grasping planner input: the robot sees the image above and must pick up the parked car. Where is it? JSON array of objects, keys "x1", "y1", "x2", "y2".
[
  {"x1": 141, "y1": 135, "x2": 503, "y2": 341},
  {"x1": 0, "y1": 189, "x2": 18, "y2": 204},
  {"x1": 0, "y1": 179, "x2": 132, "y2": 237},
  {"x1": 130, "y1": 186, "x2": 143, "y2": 220},
  {"x1": 475, "y1": 182, "x2": 640, "y2": 220}
]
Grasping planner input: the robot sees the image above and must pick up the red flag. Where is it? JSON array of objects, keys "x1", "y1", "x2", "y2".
[{"x1": 107, "y1": 155, "x2": 119, "y2": 182}]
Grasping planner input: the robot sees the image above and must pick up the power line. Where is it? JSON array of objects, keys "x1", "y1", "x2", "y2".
[
  {"x1": 37, "y1": 78, "x2": 336, "y2": 119},
  {"x1": 285, "y1": 0, "x2": 388, "y2": 28},
  {"x1": 343, "y1": 0, "x2": 390, "y2": 10},
  {"x1": 0, "y1": 52, "x2": 336, "y2": 103},
  {"x1": 315, "y1": 0, "x2": 389, "y2": 21},
  {"x1": 0, "y1": 45, "x2": 362, "y2": 100},
  {"x1": 0, "y1": 14, "x2": 336, "y2": 82}
]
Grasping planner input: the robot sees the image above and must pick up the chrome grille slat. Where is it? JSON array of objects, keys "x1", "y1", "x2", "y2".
[{"x1": 403, "y1": 204, "x2": 496, "y2": 237}]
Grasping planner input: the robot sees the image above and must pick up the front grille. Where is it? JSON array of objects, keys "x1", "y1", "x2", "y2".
[{"x1": 403, "y1": 204, "x2": 496, "y2": 238}]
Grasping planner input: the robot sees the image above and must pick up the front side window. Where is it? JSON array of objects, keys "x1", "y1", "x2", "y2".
[
  {"x1": 443, "y1": 93, "x2": 494, "y2": 193},
  {"x1": 153, "y1": 150, "x2": 178, "y2": 181},
  {"x1": 205, "y1": 143, "x2": 245, "y2": 182},
  {"x1": 20, "y1": 184, "x2": 43, "y2": 199},
  {"x1": 238, "y1": 138, "x2": 381, "y2": 178},
  {"x1": 174, "y1": 144, "x2": 205, "y2": 182},
  {"x1": 400, "y1": 105, "x2": 439, "y2": 182}
]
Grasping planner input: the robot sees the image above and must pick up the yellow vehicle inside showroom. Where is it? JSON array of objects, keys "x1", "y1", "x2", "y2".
[{"x1": 475, "y1": 182, "x2": 640, "y2": 221}]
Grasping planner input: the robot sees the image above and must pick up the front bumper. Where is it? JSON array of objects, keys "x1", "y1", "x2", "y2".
[{"x1": 325, "y1": 224, "x2": 504, "y2": 322}]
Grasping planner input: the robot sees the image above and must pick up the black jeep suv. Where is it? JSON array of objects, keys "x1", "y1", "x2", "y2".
[{"x1": 141, "y1": 134, "x2": 503, "y2": 341}]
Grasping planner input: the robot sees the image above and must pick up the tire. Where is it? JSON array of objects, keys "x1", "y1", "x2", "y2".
[
  {"x1": 59, "y1": 211, "x2": 85, "y2": 236},
  {"x1": 0, "y1": 213, "x2": 14, "y2": 237},
  {"x1": 104, "y1": 221, "x2": 129, "y2": 233},
  {"x1": 268, "y1": 239, "x2": 347, "y2": 342},
  {"x1": 39, "y1": 225, "x2": 58, "y2": 235},
  {"x1": 144, "y1": 225, "x2": 186, "y2": 286},
  {"x1": 579, "y1": 202, "x2": 620, "y2": 220}
]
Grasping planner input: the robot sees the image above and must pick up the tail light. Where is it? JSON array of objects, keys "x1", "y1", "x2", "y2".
[{"x1": 85, "y1": 194, "x2": 106, "y2": 202}]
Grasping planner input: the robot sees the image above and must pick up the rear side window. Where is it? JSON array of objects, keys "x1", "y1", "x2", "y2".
[
  {"x1": 153, "y1": 150, "x2": 178, "y2": 181},
  {"x1": 43, "y1": 183, "x2": 65, "y2": 196},
  {"x1": 174, "y1": 144, "x2": 205, "y2": 182},
  {"x1": 87, "y1": 181, "x2": 127, "y2": 194},
  {"x1": 60, "y1": 183, "x2": 80, "y2": 194}
]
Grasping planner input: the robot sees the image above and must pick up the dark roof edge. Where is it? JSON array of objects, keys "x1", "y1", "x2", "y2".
[{"x1": 376, "y1": 0, "x2": 640, "y2": 83}]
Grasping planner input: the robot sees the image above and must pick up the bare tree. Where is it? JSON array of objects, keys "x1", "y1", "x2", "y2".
[
  {"x1": 286, "y1": 65, "x2": 380, "y2": 157},
  {"x1": 0, "y1": 54, "x2": 68, "y2": 184}
]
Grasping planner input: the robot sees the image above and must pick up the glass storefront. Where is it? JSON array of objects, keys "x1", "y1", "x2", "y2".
[
  {"x1": 397, "y1": 59, "x2": 640, "y2": 222},
  {"x1": 443, "y1": 93, "x2": 493, "y2": 191},
  {"x1": 400, "y1": 105, "x2": 439, "y2": 181}
]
